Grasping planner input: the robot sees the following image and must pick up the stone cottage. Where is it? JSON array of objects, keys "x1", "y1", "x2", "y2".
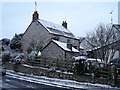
[
  {"x1": 22, "y1": 11, "x2": 80, "y2": 58},
  {"x1": 41, "y1": 40, "x2": 79, "y2": 59}
]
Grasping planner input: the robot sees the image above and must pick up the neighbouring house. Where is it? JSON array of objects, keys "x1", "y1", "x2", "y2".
[
  {"x1": 78, "y1": 38, "x2": 88, "y2": 56},
  {"x1": 112, "y1": 24, "x2": 120, "y2": 33},
  {"x1": 79, "y1": 46, "x2": 87, "y2": 56},
  {"x1": 112, "y1": 24, "x2": 120, "y2": 34},
  {"x1": 22, "y1": 11, "x2": 80, "y2": 56},
  {"x1": 41, "y1": 40, "x2": 79, "y2": 59}
]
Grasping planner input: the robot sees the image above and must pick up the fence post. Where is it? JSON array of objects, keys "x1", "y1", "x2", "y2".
[
  {"x1": 13, "y1": 63, "x2": 19, "y2": 72},
  {"x1": 108, "y1": 64, "x2": 111, "y2": 82},
  {"x1": 111, "y1": 65, "x2": 117, "y2": 86},
  {"x1": 89, "y1": 62, "x2": 92, "y2": 75}
]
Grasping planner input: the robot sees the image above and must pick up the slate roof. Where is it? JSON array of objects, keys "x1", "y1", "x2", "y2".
[{"x1": 38, "y1": 19, "x2": 77, "y2": 39}]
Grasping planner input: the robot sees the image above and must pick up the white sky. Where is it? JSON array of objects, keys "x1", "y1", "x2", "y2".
[{"x1": 0, "y1": 0, "x2": 119, "y2": 39}]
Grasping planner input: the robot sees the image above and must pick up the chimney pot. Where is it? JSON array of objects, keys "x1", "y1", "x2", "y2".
[{"x1": 62, "y1": 21, "x2": 67, "y2": 29}]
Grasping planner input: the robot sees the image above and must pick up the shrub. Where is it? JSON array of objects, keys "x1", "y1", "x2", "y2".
[{"x1": 2, "y1": 51, "x2": 11, "y2": 64}]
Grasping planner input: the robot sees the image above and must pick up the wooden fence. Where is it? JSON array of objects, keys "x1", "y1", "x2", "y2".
[
  {"x1": 86, "y1": 63, "x2": 120, "y2": 87},
  {"x1": 26, "y1": 56, "x2": 75, "y2": 72}
]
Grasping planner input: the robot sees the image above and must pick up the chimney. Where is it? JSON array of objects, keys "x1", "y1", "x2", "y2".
[
  {"x1": 32, "y1": 11, "x2": 39, "y2": 22},
  {"x1": 67, "y1": 39, "x2": 72, "y2": 51},
  {"x1": 62, "y1": 21, "x2": 67, "y2": 29}
]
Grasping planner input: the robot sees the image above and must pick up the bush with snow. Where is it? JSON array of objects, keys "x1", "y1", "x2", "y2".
[
  {"x1": 1, "y1": 38, "x2": 10, "y2": 46},
  {"x1": 13, "y1": 53, "x2": 25, "y2": 64},
  {"x1": 1, "y1": 38, "x2": 10, "y2": 51},
  {"x1": 1, "y1": 51, "x2": 12, "y2": 64},
  {"x1": 1, "y1": 50, "x2": 26, "y2": 64}
]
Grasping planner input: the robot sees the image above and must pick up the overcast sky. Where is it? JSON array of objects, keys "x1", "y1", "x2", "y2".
[{"x1": 1, "y1": 1, "x2": 119, "y2": 39}]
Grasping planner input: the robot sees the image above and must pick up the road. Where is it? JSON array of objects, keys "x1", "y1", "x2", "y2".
[{"x1": 2, "y1": 75, "x2": 75, "y2": 90}]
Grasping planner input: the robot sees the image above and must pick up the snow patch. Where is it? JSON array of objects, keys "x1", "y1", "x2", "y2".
[{"x1": 86, "y1": 58, "x2": 103, "y2": 63}]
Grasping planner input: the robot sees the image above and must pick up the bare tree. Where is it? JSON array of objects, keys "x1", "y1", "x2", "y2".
[
  {"x1": 27, "y1": 40, "x2": 43, "y2": 55},
  {"x1": 84, "y1": 23, "x2": 119, "y2": 62},
  {"x1": 27, "y1": 36, "x2": 49, "y2": 55}
]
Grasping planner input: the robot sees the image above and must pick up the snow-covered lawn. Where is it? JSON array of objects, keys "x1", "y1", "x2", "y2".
[{"x1": 5, "y1": 70, "x2": 119, "y2": 90}]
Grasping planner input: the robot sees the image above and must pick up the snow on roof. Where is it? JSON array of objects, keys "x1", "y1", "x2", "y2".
[
  {"x1": 38, "y1": 19, "x2": 76, "y2": 38},
  {"x1": 38, "y1": 51, "x2": 41, "y2": 56},
  {"x1": 86, "y1": 58, "x2": 102, "y2": 62},
  {"x1": 80, "y1": 46, "x2": 84, "y2": 49},
  {"x1": 53, "y1": 40, "x2": 79, "y2": 52}
]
